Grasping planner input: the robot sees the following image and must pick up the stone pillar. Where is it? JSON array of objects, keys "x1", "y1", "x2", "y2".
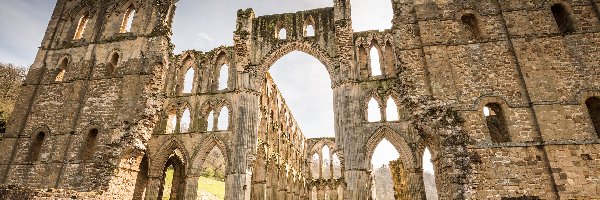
[
  {"x1": 253, "y1": 181, "x2": 267, "y2": 200},
  {"x1": 183, "y1": 176, "x2": 199, "y2": 200},
  {"x1": 143, "y1": 177, "x2": 163, "y2": 200},
  {"x1": 345, "y1": 170, "x2": 370, "y2": 200}
]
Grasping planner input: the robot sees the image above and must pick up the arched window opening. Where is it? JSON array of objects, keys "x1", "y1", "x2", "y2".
[
  {"x1": 461, "y1": 14, "x2": 480, "y2": 39},
  {"x1": 120, "y1": 6, "x2": 136, "y2": 33},
  {"x1": 368, "y1": 98, "x2": 381, "y2": 122},
  {"x1": 305, "y1": 25, "x2": 315, "y2": 37},
  {"x1": 166, "y1": 110, "x2": 177, "y2": 134},
  {"x1": 159, "y1": 156, "x2": 185, "y2": 200},
  {"x1": 350, "y1": 0, "x2": 393, "y2": 31},
  {"x1": 386, "y1": 97, "x2": 399, "y2": 121},
  {"x1": 332, "y1": 153, "x2": 342, "y2": 179},
  {"x1": 217, "y1": 106, "x2": 229, "y2": 131},
  {"x1": 423, "y1": 148, "x2": 438, "y2": 200},
  {"x1": 217, "y1": 64, "x2": 229, "y2": 90},
  {"x1": 55, "y1": 58, "x2": 68, "y2": 82},
  {"x1": 198, "y1": 146, "x2": 226, "y2": 198},
  {"x1": 484, "y1": 103, "x2": 511, "y2": 143},
  {"x1": 551, "y1": 4, "x2": 575, "y2": 34},
  {"x1": 132, "y1": 155, "x2": 149, "y2": 200},
  {"x1": 370, "y1": 46, "x2": 382, "y2": 76},
  {"x1": 182, "y1": 68, "x2": 195, "y2": 93},
  {"x1": 371, "y1": 138, "x2": 399, "y2": 200},
  {"x1": 269, "y1": 51, "x2": 334, "y2": 137},
  {"x1": 80, "y1": 129, "x2": 98, "y2": 161},
  {"x1": 180, "y1": 109, "x2": 191, "y2": 132},
  {"x1": 28, "y1": 132, "x2": 46, "y2": 162},
  {"x1": 322, "y1": 145, "x2": 331, "y2": 180},
  {"x1": 108, "y1": 53, "x2": 119, "y2": 74},
  {"x1": 278, "y1": 28, "x2": 287, "y2": 40},
  {"x1": 585, "y1": 97, "x2": 600, "y2": 137},
  {"x1": 74, "y1": 14, "x2": 89, "y2": 40},
  {"x1": 206, "y1": 111, "x2": 215, "y2": 131},
  {"x1": 310, "y1": 153, "x2": 320, "y2": 179}
]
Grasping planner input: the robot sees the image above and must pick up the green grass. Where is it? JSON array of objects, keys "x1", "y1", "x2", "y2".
[
  {"x1": 197, "y1": 176, "x2": 225, "y2": 199},
  {"x1": 161, "y1": 168, "x2": 225, "y2": 200}
]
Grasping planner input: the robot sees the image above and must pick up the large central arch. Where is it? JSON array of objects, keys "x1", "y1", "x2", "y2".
[{"x1": 257, "y1": 41, "x2": 337, "y2": 80}]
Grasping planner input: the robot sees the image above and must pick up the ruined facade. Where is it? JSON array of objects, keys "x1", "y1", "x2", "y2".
[{"x1": 1, "y1": 0, "x2": 600, "y2": 199}]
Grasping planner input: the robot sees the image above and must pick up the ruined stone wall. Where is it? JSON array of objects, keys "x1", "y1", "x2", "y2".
[
  {"x1": 1, "y1": 0, "x2": 600, "y2": 199},
  {"x1": 253, "y1": 74, "x2": 308, "y2": 199}
]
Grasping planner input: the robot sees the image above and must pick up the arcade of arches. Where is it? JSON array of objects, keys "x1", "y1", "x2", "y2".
[{"x1": 1, "y1": 0, "x2": 600, "y2": 200}]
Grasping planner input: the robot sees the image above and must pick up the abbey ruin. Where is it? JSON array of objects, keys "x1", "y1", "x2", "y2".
[{"x1": 1, "y1": 0, "x2": 599, "y2": 199}]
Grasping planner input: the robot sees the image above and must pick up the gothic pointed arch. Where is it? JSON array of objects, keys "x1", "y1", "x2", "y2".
[
  {"x1": 189, "y1": 136, "x2": 229, "y2": 176},
  {"x1": 149, "y1": 138, "x2": 190, "y2": 177},
  {"x1": 365, "y1": 127, "x2": 416, "y2": 169}
]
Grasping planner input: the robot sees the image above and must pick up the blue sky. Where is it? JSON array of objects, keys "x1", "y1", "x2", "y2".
[{"x1": 0, "y1": 0, "x2": 435, "y2": 171}]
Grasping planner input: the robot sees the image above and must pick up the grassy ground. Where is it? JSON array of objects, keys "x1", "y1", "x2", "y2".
[
  {"x1": 161, "y1": 168, "x2": 225, "y2": 200},
  {"x1": 197, "y1": 176, "x2": 225, "y2": 199}
]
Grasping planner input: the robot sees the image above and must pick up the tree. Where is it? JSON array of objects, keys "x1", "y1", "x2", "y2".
[{"x1": 0, "y1": 62, "x2": 26, "y2": 134}]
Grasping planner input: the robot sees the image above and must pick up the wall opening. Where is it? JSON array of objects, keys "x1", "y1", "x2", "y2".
[
  {"x1": 350, "y1": 0, "x2": 393, "y2": 31},
  {"x1": 305, "y1": 25, "x2": 315, "y2": 37},
  {"x1": 371, "y1": 138, "x2": 399, "y2": 200},
  {"x1": 386, "y1": 97, "x2": 399, "y2": 121},
  {"x1": 278, "y1": 28, "x2": 287, "y2": 40},
  {"x1": 198, "y1": 146, "x2": 226, "y2": 199},
  {"x1": 108, "y1": 53, "x2": 119, "y2": 74},
  {"x1": 586, "y1": 97, "x2": 600, "y2": 137},
  {"x1": 166, "y1": 110, "x2": 177, "y2": 134},
  {"x1": 461, "y1": 14, "x2": 480, "y2": 39},
  {"x1": 80, "y1": 129, "x2": 98, "y2": 161},
  {"x1": 370, "y1": 46, "x2": 382, "y2": 76},
  {"x1": 322, "y1": 145, "x2": 331, "y2": 180},
  {"x1": 73, "y1": 14, "x2": 89, "y2": 40},
  {"x1": 183, "y1": 68, "x2": 195, "y2": 94},
  {"x1": 217, "y1": 64, "x2": 228, "y2": 90},
  {"x1": 368, "y1": 98, "x2": 381, "y2": 122},
  {"x1": 206, "y1": 110, "x2": 215, "y2": 131},
  {"x1": 159, "y1": 156, "x2": 185, "y2": 200},
  {"x1": 484, "y1": 103, "x2": 511, "y2": 143},
  {"x1": 55, "y1": 58, "x2": 68, "y2": 82},
  {"x1": 120, "y1": 6, "x2": 136, "y2": 33},
  {"x1": 217, "y1": 106, "x2": 229, "y2": 131},
  {"x1": 332, "y1": 153, "x2": 341, "y2": 179},
  {"x1": 180, "y1": 108, "x2": 191, "y2": 132},
  {"x1": 269, "y1": 51, "x2": 334, "y2": 137},
  {"x1": 132, "y1": 155, "x2": 149, "y2": 200},
  {"x1": 423, "y1": 148, "x2": 438, "y2": 200},
  {"x1": 551, "y1": 4, "x2": 575, "y2": 34},
  {"x1": 28, "y1": 132, "x2": 46, "y2": 162},
  {"x1": 311, "y1": 153, "x2": 320, "y2": 179}
]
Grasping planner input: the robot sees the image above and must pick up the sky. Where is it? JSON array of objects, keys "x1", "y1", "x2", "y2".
[{"x1": 0, "y1": 0, "x2": 437, "y2": 171}]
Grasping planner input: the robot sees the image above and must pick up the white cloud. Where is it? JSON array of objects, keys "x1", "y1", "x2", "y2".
[{"x1": 197, "y1": 32, "x2": 214, "y2": 42}]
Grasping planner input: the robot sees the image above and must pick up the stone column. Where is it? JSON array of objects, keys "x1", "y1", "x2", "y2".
[
  {"x1": 143, "y1": 177, "x2": 163, "y2": 200},
  {"x1": 183, "y1": 176, "x2": 199, "y2": 200}
]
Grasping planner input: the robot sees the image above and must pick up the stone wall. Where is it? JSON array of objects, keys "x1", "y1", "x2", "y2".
[{"x1": 0, "y1": 0, "x2": 599, "y2": 199}]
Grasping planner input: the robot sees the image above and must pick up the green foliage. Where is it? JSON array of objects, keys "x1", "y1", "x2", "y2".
[
  {"x1": 201, "y1": 167, "x2": 215, "y2": 178},
  {"x1": 0, "y1": 62, "x2": 26, "y2": 134}
]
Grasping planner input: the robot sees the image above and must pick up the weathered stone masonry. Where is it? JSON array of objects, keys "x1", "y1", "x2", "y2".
[{"x1": 0, "y1": 0, "x2": 600, "y2": 199}]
